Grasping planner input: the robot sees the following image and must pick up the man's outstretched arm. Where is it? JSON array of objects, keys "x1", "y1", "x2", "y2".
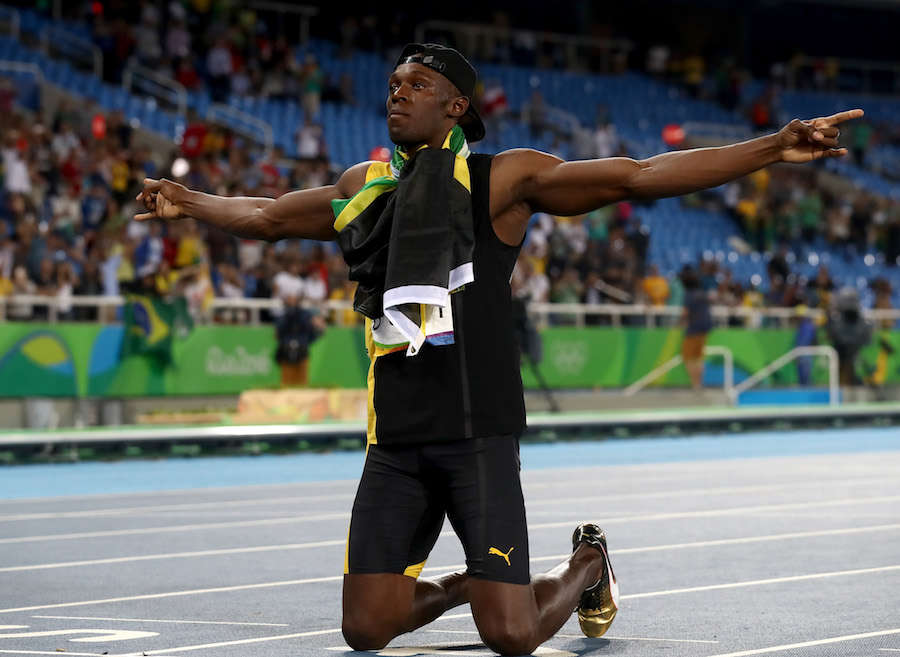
[
  {"x1": 492, "y1": 109, "x2": 863, "y2": 237},
  {"x1": 134, "y1": 162, "x2": 370, "y2": 242}
]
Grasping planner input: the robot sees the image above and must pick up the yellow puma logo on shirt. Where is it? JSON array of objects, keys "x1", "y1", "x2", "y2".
[{"x1": 488, "y1": 546, "x2": 514, "y2": 566}]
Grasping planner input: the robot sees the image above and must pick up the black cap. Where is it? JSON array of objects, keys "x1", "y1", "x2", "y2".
[{"x1": 396, "y1": 43, "x2": 485, "y2": 143}]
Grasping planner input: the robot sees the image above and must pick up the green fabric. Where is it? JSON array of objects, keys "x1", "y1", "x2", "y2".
[
  {"x1": 121, "y1": 295, "x2": 192, "y2": 366},
  {"x1": 331, "y1": 125, "x2": 469, "y2": 223}
]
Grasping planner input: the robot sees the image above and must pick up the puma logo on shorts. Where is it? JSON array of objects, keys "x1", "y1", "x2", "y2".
[{"x1": 488, "y1": 546, "x2": 514, "y2": 566}]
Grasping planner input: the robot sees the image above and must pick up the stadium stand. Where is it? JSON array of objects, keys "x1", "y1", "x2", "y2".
[{"x1": 1, "y1": 1, "x2": 899, "y2": 330}]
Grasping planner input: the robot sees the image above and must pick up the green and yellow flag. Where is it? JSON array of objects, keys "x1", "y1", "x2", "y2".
[{"x1": 121, "y1": 295, "x2": 192, "y2": 365}]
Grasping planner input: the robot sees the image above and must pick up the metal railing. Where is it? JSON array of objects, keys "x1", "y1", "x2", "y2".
[
  {"x1": 0, "y1": 60, "x2": 45, "y2": 84},
  {"x1": 0, "y1": 295, "x2": 355, "y2": 326},
  {"x1": 2, "y1": 295, "x2": 898, "y2": 331},
  {"x1": 206, "y1": 102, "x2": 274, "y2": 153},
  {"x1": 122, "y1": 63, "x2": 188, "y2": 117},
  {"x1": 623, "y1": 345, "x2": 734, "y2": 399},
  {"x1": 727, "y1": 345, "x2": 841, "y2": 406},
  {"x1": 39, "y1": 26, "x2": 102, "y2": 78}
]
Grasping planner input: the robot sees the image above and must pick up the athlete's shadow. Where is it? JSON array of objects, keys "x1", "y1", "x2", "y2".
[{"x1": 340, "y1": 637, "x2": 612, "y2": 655}]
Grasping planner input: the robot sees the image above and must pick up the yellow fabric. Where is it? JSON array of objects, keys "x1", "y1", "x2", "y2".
[
  {"x1": 333, "y1": 180, "x2": 396, "y2": 232},
  {"x1": 328, "y1": 286, "x2": 362, "y2": 326},
  {"x1": 642, "y1": 275, "x2": 670, "y2": 306},
  {"x1": 366, "y1": 161, "x2": 391, "y2": 182},
  {"x1": 365, "y1": 318, "x2": 378, "y2": 445},
  {"x1": 333, "y1": 127, "x2": 470, "y2": 233},
  {"x1": 175, "y1": 236, "x2": 205, "y2": 268},
  {"x1": 154, "y1": 270, "x2": 180, "y2": 295},
  {"x1": 403, "y1": 559, "x2": 427, "y2": 579}
]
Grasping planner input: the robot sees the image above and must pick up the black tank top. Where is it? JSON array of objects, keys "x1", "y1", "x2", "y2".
[{"x1": 367, "y1": 153, "x2": 527, "y2": 444}]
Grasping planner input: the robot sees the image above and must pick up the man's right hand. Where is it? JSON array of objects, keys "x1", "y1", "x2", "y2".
[{"x1": 135, "y1": 178, "x2": 189, "y2": 221}]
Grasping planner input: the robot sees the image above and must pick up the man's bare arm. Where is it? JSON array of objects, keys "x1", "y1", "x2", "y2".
[
  {"x1": 135, "y1": 162, "x2": 370, "y2": 242},
  {"x1": 491, "y1": 109, "x2": 863, "y2": 243}
]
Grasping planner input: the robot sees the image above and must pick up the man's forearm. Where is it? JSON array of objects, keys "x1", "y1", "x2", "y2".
[
  {"x1": 630, "y1": 132, "x2": 783, "y2": 199},
  {"x1": 180, "y1": 190, "x2": 279, "y2": 241}
]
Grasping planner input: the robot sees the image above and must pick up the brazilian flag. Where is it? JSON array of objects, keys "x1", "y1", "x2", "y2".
[{"x1": 122, "y1": 295, "x2": 192, "y2": 365}]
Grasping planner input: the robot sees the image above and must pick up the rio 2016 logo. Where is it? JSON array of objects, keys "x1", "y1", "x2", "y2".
[
  {"x1": 549, "y1": 340, "x2": 589, "y2": 376},
  {"x1": 205, "y1": 346, "x2": 272, "y2": 376}
]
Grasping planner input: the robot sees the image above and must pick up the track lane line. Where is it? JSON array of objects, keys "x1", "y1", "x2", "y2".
[
  {"x1": 3, "y1": 494, "x2": 898, "y2": 545},
  {"x1": 1, "y1": 563, "x2": 896, "y2": 615},
  {"x1": 5, "y1": 523, "x2": 900, "y2": 573},
  {"x1": 704, "y1": 627, "x2": 900, "y2": 656}
]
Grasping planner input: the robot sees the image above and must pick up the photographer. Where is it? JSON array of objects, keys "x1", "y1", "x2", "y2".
[
  {"x1": 274, "y1": 294, "x2": 326, "y2": 387},
  {"x1": 826, "y1": 287, "x2": 873, "y2": 386}
]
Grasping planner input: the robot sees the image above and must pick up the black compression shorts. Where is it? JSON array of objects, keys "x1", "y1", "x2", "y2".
[{"x1": 345, "y1": 433, "x2": 530, "y2": 585}]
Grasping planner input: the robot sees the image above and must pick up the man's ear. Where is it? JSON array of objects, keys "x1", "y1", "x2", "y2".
[{"x1": 450, "y1": 96, "x2": 469, "y2": 119}]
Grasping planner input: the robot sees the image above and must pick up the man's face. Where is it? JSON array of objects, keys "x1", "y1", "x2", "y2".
[{"x1": 386, "y1": 63, "x2": 461, "y2": 148}]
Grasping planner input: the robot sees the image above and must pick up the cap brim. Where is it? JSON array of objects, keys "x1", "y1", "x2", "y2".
[{"x1": 460, "y1": 106, "x2": 485, "y2": 143}]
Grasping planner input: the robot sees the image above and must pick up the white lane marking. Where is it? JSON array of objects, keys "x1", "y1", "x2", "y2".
[
  {"x1": 0, "y1": 651, "x2": 118, "y2": 656},
  {"x1": 6, "y1": 522, "x2": 900, "y2": 575},
  {"x1": 4, "y1": 473, "x2": 895, "y2": 523},
  {"x1": 559, "y1": 634, "x2": 718, "y2": 643},
  {"x1": 0, "y1": 576, "x2": 343, "y2": 614},
  {"x1": 705, "y1": 627, "x2": 900, "y2": 656},
  {"x1": 0, "y1": 540, "x2": 344, "y2": 573},
  {"x1": 1, "y1": 552, "x2": 897, "y2": 617},
  {"x1": 527, "y1": 494, "x2": 900, "y2": 531},
  {"x1": 528, "y1": 522, "x2": 900, "y2": 564},
  {"x1": 437, "y1": 630, "x2": 719, "y2": 644},
  {"x1": 5, "y1": 521, "x2": 897, "y2": 578},
  {"x1": 526, "y1": 475, "x2": 900, "y2": 507},
  {"x1": 6, "y1": 493, "x2": 899, "y2": 546},
  {"x1": 116, "y1": 627, "x2": 344, "y2": 655},
  {"x1": 0, "y1": 625, "x2": 158, "y2": 642},
  {"x1": 422, "y1": 564, "x2": 900, "y2": 618},
  {"x1": 622, "y1": 564, "x2": 900, "y2": 599},
  {"x1": 0, "y1": 514, "x2": 349, "y2": 545},
  {"x1": 32, "y1": 615, "x2": 289, "y2": 627},
  {"x1": 0, "y1": 494, "x2": 354, "y2": 523}
]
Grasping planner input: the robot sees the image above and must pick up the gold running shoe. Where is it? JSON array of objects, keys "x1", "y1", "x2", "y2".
[{"x1": 572, "y1": 523, "x2": 619, "y2": 638}]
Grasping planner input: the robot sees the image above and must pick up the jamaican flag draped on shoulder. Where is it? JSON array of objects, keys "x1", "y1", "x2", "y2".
[
  {"x1": 332, "y1": 126, "x2": 474, "y2": 357},
  {"x1": 121, "y1": 294, "x2": 193, "y2": 365}
]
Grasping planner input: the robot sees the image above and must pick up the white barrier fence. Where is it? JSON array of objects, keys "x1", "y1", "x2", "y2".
[{"x1": 1, "y1": 294, "x2": 898, "y2": 329}]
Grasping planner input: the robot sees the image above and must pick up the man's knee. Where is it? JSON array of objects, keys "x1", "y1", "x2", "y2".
[
  {"x1": 342, "y1": 615, "x2": 395, "y2": 651},
  {"x1": 342, "y1": 573, "x2": 415, "y2": 649},
  {"x1": 479, "y1": 621, "x2": 539, "y2": 657}
]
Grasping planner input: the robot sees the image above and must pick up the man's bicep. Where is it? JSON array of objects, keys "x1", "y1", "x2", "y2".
[
  {"x1": 262, "y1": 187, "x2": 342, "y2": 241},
  {"x1": 263, "y1": 163, "x2": 368, "y2": 242},
  {"x1": 526, "y1": 157, "x2": 644, "y2": 215}
]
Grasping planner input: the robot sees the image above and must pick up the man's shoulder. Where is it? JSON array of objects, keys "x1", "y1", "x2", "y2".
[{"x1": 491, "y1": 147, "x2": 561, "y2": 171}]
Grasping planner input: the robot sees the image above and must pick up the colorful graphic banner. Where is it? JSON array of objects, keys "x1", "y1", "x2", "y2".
[{"x1": 0, "y1": 323, "x2": 894, "y2": 398}]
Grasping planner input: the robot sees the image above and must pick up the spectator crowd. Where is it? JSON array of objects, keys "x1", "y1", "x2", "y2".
[{"x1": 1, "y1": 0, "x2": 898, "y2": 335}]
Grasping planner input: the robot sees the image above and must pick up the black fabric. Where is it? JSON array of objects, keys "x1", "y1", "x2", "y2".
[
  {"x1": 335, "y1": 149, "x2": 474, "y2": 320},
  {"x1": 386, "y1": 148, "x2": 474, "y2": 296},
  {"x1": 346, "y1": 434, "x2": 530, "y2": 584},
  {"x1": 371, "y1": 153, "x2": 527, "y2": 444},
  {"x1": 335, "y1": 191, "x2": 394, "y2": 319}
]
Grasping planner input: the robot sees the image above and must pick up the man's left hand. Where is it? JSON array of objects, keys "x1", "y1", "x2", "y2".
[{"x1": 778, "y1": 109, "x2": 864, "y2": 163}]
